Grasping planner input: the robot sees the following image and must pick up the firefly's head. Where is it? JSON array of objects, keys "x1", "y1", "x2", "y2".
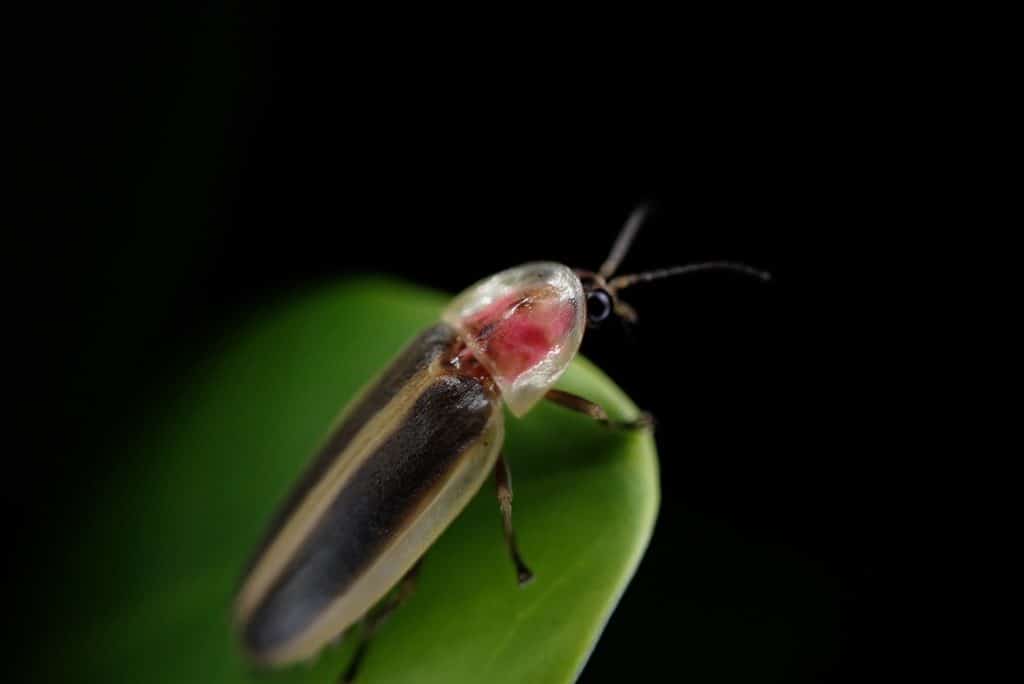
[
  {"x1": 575, "y1": 205, "x2": 772, "y2": 331},
  {"x1": 443, "y1": 206, "x2": 770, "y2": 417}
]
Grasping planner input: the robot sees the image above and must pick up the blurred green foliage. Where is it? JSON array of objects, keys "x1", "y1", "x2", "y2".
[{"x1": 42, "y1": 279, "x2": 658, "y2": 683}]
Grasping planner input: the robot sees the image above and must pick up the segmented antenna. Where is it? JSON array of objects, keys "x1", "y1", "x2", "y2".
[
  {"x1": 609, "y1": 261, "x2": 772, "y2": 290},
  {"x1": 598, "y1": 205, "x2": 650, "y2": 279}
]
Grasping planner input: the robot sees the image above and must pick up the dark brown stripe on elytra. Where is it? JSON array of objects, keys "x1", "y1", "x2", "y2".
[
  {"x1": 240, "y1": 323, "x2": 459, "y2": 580},
  {"x1": 243, "y1": 372, "x2": 494, "y2": 655}
]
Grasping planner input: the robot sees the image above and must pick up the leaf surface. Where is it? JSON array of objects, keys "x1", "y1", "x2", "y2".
[{"x1": 46, "y1": 279, "x2": 659, "y2": 684}]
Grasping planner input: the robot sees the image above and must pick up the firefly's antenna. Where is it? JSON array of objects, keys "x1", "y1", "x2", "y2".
[
  {"x1": 598, "y1": 204, "x2": 650, "y2": 279},
  {"x1": 609, "y1": 261, "x2": 772, "y2": 291}
]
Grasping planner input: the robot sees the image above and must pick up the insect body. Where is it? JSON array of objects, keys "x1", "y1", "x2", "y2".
[
  {"x1": 235, "y1": 207, "x2": 769, "y2": 681},
  {"x1": 235, "y1": 263, "x2": 579, "y2": 667}
]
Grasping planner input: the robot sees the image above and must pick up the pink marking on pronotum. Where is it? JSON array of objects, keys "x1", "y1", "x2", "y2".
[{"x1": 461, "y1": 288, "x2": 576, "y2": 384}]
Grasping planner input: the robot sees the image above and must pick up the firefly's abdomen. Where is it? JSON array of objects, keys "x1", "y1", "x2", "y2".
[{"x1": 235, "y1": 323, "x2": 504, "y2": 665}]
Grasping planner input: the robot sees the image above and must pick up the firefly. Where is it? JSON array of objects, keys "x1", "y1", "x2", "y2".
[{"x1": 234, "y1": 206, "x2": 770, "y2": 682}]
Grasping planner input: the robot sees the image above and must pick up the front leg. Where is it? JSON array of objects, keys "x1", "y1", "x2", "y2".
[{"x1": 544, "y1": 389, "x2": 653, "y2": 431}]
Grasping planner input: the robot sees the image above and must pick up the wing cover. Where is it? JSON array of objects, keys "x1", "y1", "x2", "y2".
[{"x1": 236, "y1": 323, "x2": 503, "y2": 664}]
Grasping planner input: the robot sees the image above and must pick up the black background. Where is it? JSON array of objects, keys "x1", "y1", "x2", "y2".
[{"x1": 22, "y1": 4, "x2": 913, "y2": 682}]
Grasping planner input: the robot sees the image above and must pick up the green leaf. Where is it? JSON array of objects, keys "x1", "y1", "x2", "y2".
[{"x1": 45, "y1": 278, "x2": 659, "y2": 684}]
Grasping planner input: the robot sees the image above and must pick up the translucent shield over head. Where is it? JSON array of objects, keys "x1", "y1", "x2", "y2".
[{"x1": 442, "y1": 262, "x2": 586, "y2": 416}]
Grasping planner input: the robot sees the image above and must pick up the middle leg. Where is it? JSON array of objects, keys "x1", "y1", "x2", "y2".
[{"x1": 494, "y1": 453, "x2": 534, "y2": 586}]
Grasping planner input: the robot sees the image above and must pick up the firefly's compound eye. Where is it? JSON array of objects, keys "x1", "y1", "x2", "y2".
[{"x1": 586, "y1": 289, "x2": 613, "y2": 325}]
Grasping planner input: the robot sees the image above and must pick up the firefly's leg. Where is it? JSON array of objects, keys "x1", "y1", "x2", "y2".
[
  {"x1": 495, "y1": 453, "x2": 534, "y2": 586},
  {"x1": 544, "y1": 389, "x2": 653, "y2": 430},
  {"x1": 340, "y1": 560, "x2": 422, "y2": 683}
]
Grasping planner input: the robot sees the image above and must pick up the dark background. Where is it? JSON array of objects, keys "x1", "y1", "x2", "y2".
[{"x1": 24, "y1": 4, "x2": 911, "y2": 682}]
